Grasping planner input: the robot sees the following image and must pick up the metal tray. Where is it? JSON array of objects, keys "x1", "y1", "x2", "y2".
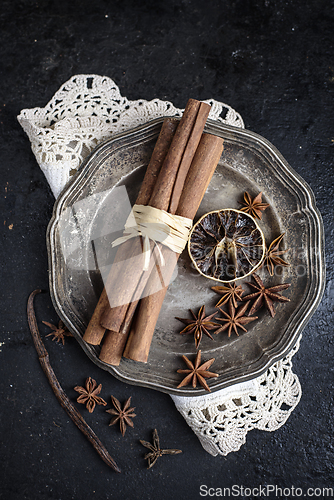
[{"x1": 47, "y1": 117, "x2": 325, "y2": 395}]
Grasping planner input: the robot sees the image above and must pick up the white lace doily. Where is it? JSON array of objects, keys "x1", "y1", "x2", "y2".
[
  {"x1": 18, "y1": 74, "x2": 302, "y2": 456},
  {"x1": 171, "y1": 338, "x2": 301, "y2": 456},
  {"x1": 17, "y1": 74, "x2": 244, "y2": 198}
]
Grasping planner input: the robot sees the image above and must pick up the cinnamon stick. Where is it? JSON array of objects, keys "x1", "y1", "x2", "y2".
[
  {"x1": 82, "y1": 288, "x2": 109, "y2": 345},
  {"x1": 83, "y1": 117, "x2": 178, "y2": 345},
  {"x1": 99, "y1": 243, "x2": 164, "y2": 365},
  {"x1": 99, "y1": 101, "x2": 211, "y2": 365},
  {"x1": 99, "y1": 99, "x2": 211, "y2": 366},
  {"x1": 98, "y1": 329, "x2": 129, "y2": 366},
  {"x1": 168, "y1": 102, "x2": 211, "y2": 213},
  {"x1": 123, "y1": 133, "x2": 225, "y2": 363},
  {"x1": 99, "y1": 99, "x2": 210, "y2": 332}
]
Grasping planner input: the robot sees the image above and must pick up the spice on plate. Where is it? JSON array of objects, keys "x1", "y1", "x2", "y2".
[
  {"x1": 211, "y1": 282, "x2": 245, "y2": 308},
  {"x1": 140, "y1": 429, "x2": 182, "y2": 469},
  {"x1": 74, "y1": 377, "x2": 107, "y2": 413},
  {"x1": 176, "y1": 350, "x2": 218, "y2": 392},
  {"x1": 242, "y1": 273, "x2": 291, "y2": 318},
  {"x1": 84, "y1": 117, "x2": 179, "y2": 349},
  {"x1": 216, "y1": 301, "x2": 258, "y2": 337},
  {"x1": 239, "y1": 191, "x2": 269, "y2": 220},
  {"x1": 106, "y1": 395, "x2": 136, "y2": 436},
  {"x1": 94, "y1": 99, "x2": 212, "y2": 367},
  {"x1": 188, "y1": 209, "x2": 265, "y2": 282},
  {"x1": 175, "y1": 305, "x2": 220, "y2": 349},
  {"x1": 123, "y1": 131, "x2": 224, "y2": 364},
  {"x1": 261, "y1": 233, "x2": 290, "y2": 276}
]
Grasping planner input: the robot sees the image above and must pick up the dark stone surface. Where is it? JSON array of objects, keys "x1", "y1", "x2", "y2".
[{"x1": 0, "y1": 1, "x2": 333, "y2": 499}]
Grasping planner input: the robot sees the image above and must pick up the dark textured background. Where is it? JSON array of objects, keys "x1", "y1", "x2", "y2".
[{"x1": 0, "y1": 1, "x2": 333, "y2": 499}]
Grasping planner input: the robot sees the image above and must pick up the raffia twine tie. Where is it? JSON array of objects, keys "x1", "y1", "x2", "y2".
[{"x1": 111, "y1": 204, "x2": 193, "y2": 271}]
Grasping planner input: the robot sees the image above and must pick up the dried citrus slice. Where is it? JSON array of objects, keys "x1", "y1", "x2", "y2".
[{"x1": 188, "y1": 209, "x2": 265, "y2": 282}]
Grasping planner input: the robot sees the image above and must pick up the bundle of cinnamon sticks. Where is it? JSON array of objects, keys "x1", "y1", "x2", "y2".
[{"x1": 83, "y1": 99, "x2": 224, "y2": 365}]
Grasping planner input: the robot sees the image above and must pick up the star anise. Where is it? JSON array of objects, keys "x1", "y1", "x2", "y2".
[
  {"x1": 140, "y1": 429, "x2": 182, "y2": 469},
  {"x1": 216, "y1": 301, "x2": 258, "y2": 337},
  {"x1": 261, "y1": 233, "x2": 290, "y2": 276},
  {"x1": 42, "y1": 320, "x2": 73, "y2": 345},
  {"x1": 239, "y1": 191, "x2": 269, "y2": 219},
  {"x1": 242, "y1": 273, "x2": 291, "y2": 318},
  {"x1": 106, "y1": 395, "x2": 136, "y2": 436},
  {"x1": 177, "y1": 350, "x2": 218, "y2": 392},
  {"x1": 175, "y1": 305, "x2": 220, "y2": 348},
  {"x1": 74, "y1": 377, "x2": 107, "y2": 413},
  {"x1": 211, "y1": 282, "x2": 245, "y2": 308}
]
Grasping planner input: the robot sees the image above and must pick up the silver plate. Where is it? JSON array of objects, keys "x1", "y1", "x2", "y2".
[{"x1": 47, "y1": 118, "x2": 325, "y2": 395}]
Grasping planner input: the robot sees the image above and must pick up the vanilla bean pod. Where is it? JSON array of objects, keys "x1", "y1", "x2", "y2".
[{"x1": 27, "y1": 289, "x2": 121, "y2": 473}]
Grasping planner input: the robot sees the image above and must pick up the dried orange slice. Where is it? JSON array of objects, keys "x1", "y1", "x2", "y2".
[{"x1": 188, "y1": 209, "x2": 265, "y2": 282}]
